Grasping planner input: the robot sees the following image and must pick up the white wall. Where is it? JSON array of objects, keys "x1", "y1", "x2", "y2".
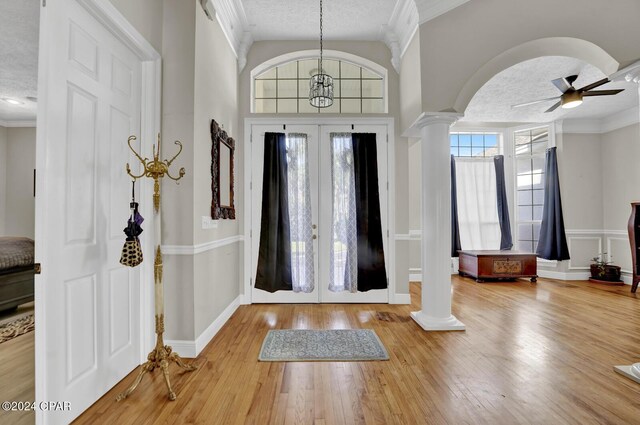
[
  {"x1": 0, "y1": 125, "x2": 6, "y2": 235},
  {"x1": 399, "y1": 31, "x2": 421, "y2": 133},
  {"x1": 560, "y1": 133, "x2": 603, "y2": 231},
  {"x1": 192, "y1": 2, "x2": 240, "y2": 337},
  {"x1": 602, "y1": 124, "x2": 640, "y2": 230},
  {"x1": 601, "y1": 123, "x2": 640, "y2": 275},
  {"x1": 109, "y1": 0, "x2": 163, "y2": 53},
  {"x1": 160, "y1": 1, "x2": 241, "y2": 343},
  {"x1": 2, "y1": 127, "x2": 36, "y2": 238},
  {"x1": 408, "y1": 140, "x2": 421, "y2": 274}
]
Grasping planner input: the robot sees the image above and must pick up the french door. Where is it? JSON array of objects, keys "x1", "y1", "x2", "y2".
[{"x1": 250, "y1": 123, "x2": 389, "y2": 303}]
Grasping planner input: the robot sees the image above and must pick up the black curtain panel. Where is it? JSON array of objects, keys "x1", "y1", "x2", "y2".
[
  {"x1": 352, "y1": 133, "x2": 388, "y2": 291},
  {"x1": 494, "y1": 155, "x2": 513, "y2": 250},
  {"x1": 255, "y1": 132, "x2": 293, "y2": 292},
  {"x1": 536, "y1": 147, "x2": 570, "y2": 261},
  {"x1": 451, "y1": 155, "x2": 462, "y2": 257}
]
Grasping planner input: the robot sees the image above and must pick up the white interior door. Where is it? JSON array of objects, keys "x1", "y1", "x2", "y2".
[
  {"x1": 36, "y1": 1, "x2": 144, "y2": 423},
  {"x1": 249, "y1": 123, "x2": 389, "y2": 304},
  {"x1": 319, "y1": 125, "x2": 389, "y2": 303},
  {"x1": 251, "y1": 125, "x2": 320, "y2": 303}
]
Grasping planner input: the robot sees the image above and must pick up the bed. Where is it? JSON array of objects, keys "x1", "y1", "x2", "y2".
[{"x1": 0, "y1": 237, "x2": 35, "y2": 312}]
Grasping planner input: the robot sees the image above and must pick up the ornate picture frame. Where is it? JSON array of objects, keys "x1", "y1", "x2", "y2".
[{"x1": 210, "y1": 119, "x2": 236, "y2": 219}]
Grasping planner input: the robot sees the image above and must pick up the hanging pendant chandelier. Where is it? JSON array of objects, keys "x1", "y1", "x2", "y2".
[{"x1": 309, "y1": 0, "x2": 333, "y2": 108}]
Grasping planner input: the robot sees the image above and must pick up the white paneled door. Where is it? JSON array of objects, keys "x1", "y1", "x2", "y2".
[
  {"x1": 36, "y1": 1, "x2": 145, "y2": 423},
  {"x1": 250, "y1": 124, "x2": 389, "y2": 303}
]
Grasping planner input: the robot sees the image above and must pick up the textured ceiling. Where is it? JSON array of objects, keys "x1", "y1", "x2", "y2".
[
  {"x1": 0, "y1": 0, "x2": 39, "y2": 122},
  {"x1": 463, "y1": 56, "x2": 638, "y2": 123},
  {"x1": 243, "y1": 0, "x2": 399, "y2": 41}
]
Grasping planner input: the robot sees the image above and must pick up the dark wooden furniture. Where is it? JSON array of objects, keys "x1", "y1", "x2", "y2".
[
  {"x1": 458, "y1": 250, "x2": 537, "y2": 283},
  {"x1": 628, "y1": 202, "x2": 640, "y2": 293},
  {"x1": 0, "y1": 237, "x2": 35, "y2": 312},
  {"x1": 0, "y1": 266, "x2": 34, "y2": 312}
]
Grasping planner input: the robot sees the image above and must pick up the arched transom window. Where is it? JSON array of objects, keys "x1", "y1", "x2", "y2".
[{"x1": 252, "y1": 51, "x2": 387, "y2": 114}]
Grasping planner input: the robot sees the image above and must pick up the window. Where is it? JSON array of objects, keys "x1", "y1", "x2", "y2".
[
  {"x1": 514, "y1": 127, "x2": 548, "y2": 252},
  {"x1": 450, "y1": 132, "x2": 500, "y2": 157},
  {"x1": 450, "y1": 132, "x2": 502, "y2": 250},
  {"x1": 253, "y1": 57, "x2": 385, "y2": 114}
]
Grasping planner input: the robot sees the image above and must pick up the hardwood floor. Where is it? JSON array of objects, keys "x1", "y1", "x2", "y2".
[
  {"x1": 0, "y1": 330, "x2": 34, "y2": 425},
  {"x1": 27, "y1": 277, "x2": 640, "y2": 424}
]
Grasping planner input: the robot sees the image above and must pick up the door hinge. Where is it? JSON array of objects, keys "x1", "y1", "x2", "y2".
[
  {"x1": 250, "y1": 229, "x2": 252, "y2": 238},
  {"x1": 42, "y1": 0, "x2": 46, "y2": 7},
  {"x1": 387, "y1": 181, "x2": 389, "y2": 190},
  {"x1": 34, "y1": 263, "x2": 42, "y2": 274},
  {"x1": 250, "y1": 181, "x2": 252, "y2": 190},
  {"x1": 387, "y1": 229, "x2": 389, "y2": 237},
  {"x1": 250, "y1": 277, "x2": 253, "y2": 287}
]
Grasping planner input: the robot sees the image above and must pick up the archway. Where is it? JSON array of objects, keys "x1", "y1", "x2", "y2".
[{"x1": 454, "y1": 37, "x2": 620, "y2": 114}]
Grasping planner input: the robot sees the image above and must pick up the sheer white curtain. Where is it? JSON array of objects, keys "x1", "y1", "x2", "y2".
[
  {"x1": 455, "y1": 158, "x2": 501, "y2": 250},
  {"x1": 329, "y1": 133, "x2": 358, "y2": 292},
  {"x1": 286, "y1": 134, "x2": 314, "y2": 293}
]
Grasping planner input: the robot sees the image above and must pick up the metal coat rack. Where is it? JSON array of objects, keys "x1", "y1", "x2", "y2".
[{"x1": 116, "y1": 134, "x2": 196, "y2": 402}]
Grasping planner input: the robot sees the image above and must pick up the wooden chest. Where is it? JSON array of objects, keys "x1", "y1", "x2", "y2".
[{"x1": 458, "y1": 250, "x2": 537, "y2": 283}]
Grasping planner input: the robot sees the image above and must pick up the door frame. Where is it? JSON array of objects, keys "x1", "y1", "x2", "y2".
[
  {"x1": 242, "y1": 117, "x2": 396, "y2": 304},
  {"x1": 35, "y1": 1, "x2": 160, "y2": 422}
]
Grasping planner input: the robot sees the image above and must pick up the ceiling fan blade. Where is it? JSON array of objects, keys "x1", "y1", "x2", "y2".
[
  {"x1": 582, "y1": 89, "x2": 624, "y2": 97},
  {"x1": 544, "y1": 101, "x2": 562, "y2": 113},
  {"x1": 551, "y1": 76, "x2": 575, "y2": 93},
  {"x1": 566, "y1": 75, "x2": 579, "y2": 85},
  {"x1": 577, "y1": 77, "x2": 609, "y2": 92},
  {"x1": 511, "y1": 96, "x2": 559, "y2": 109}
]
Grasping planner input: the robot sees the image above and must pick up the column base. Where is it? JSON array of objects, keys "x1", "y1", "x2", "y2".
[
  {"x1": 410, "y1": 311, "x2": 465, "y2": 331},
  {"x1": 614, "y1": 363, "x2": 640, "y2": 384}
]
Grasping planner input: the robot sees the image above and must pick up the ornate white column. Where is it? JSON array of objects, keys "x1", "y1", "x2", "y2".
[
  {"x1": 409, "y1": 113, "x2": 465, "y2": 331},
  {"x1": 611, "y1": 60, "x2": 640, "y2": 383}
]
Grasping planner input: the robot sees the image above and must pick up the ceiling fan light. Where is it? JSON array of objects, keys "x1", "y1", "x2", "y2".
[
  {"x1": 1, "y1": 97, "x2": 23, "y2": 105},
  {"x1": 561, "y1": 90, "x2": 583, "y2": 109},
  {"x1": 561, "y1": 99, "x2": 582, "y2": 109}
]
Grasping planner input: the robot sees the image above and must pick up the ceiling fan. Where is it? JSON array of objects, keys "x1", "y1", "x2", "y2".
[{"x1": 512, "y1": 75, "x2": 624, "y2": 113}]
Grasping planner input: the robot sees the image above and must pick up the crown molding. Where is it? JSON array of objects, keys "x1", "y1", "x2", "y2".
[
  {"x1": 560, "y1": 106, "x2": 639, "y2": 134},
  {"x1": 209, "y1": 0, "x2": 250, "y2": 59},
  {"x1": 237, "y1": 31, "x2": 253, "y2": 73},
  {"x1": 382, "y1": 0, "x2": 420, "y2": 72},
  {"x1": 0, "y1": 119, "x2": 37, "y2": 128},
  {"x1": 611, "y1": 60, "x2": 640, "y2": 84},
  {"x1": 414, "y1": 0, "x2": 471, "y2": 25}
]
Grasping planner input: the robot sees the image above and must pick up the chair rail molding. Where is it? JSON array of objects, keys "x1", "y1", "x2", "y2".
[
  {"x1": 162, "y1": 235, "x2": 244, "y2": 255},
  {"x1": 0, "y1": 120, "x2": 37, "y2": 127}
]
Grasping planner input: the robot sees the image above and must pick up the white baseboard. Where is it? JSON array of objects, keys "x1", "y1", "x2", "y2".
[
  {"x1": 537, "y1": 270, "x2": 591, "y2": 280},
  {"x1": 392, "y1": 293, "x2": 411, "y2": 304},
  {"x1": 166, "y1": 295, "x2": 241, "y2": 358},
  {"x1": 538, "y1": 270, "x2": 633, "y2": 285}
]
